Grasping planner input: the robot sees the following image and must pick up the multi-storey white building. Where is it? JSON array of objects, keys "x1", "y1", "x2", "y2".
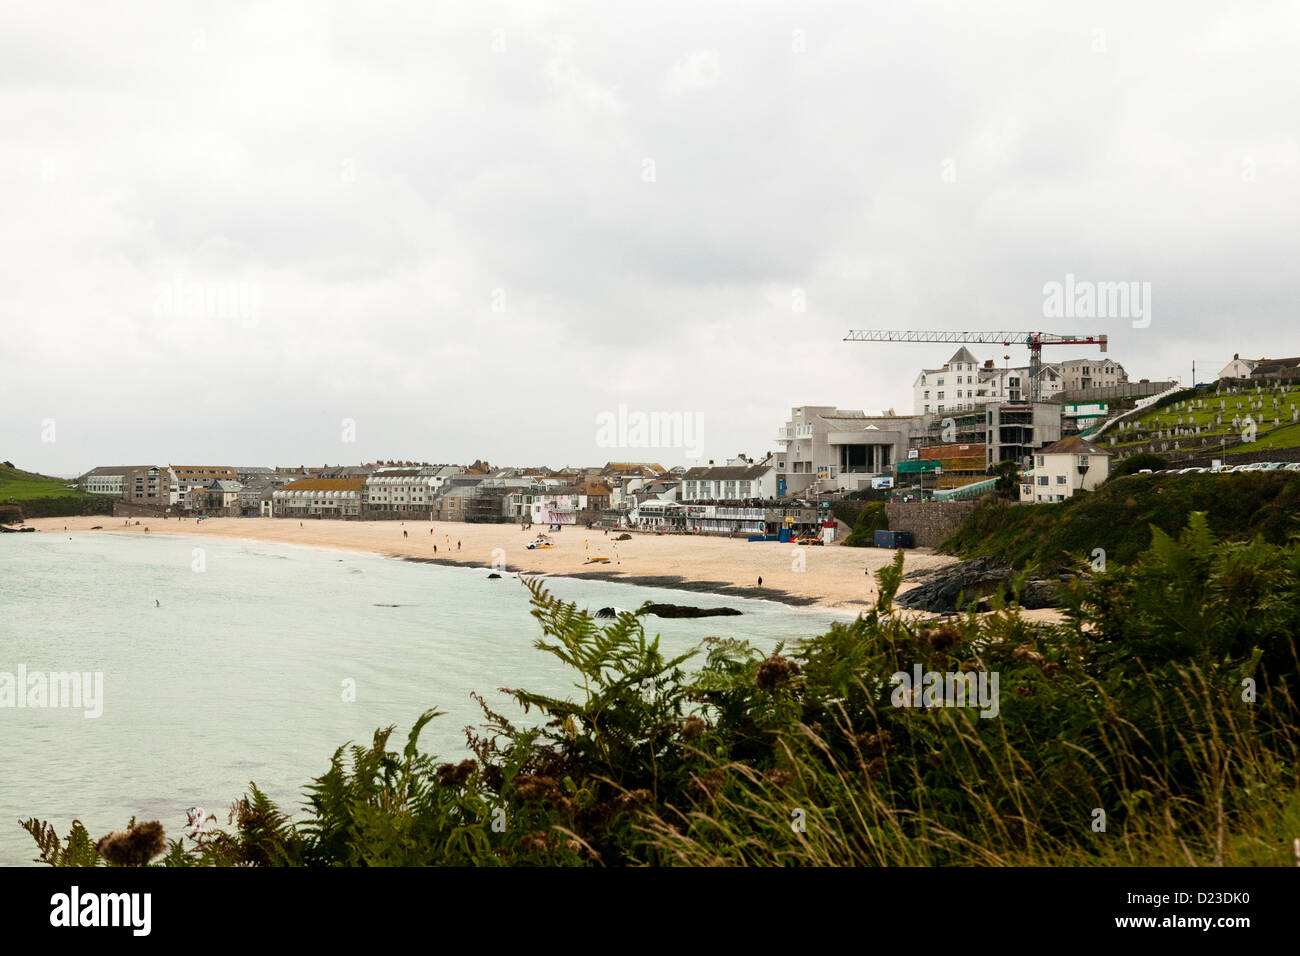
[
  {"x1": 1019, "y1": 435, "x2": 1112, "y2": 503},
  {"x1": 913, "y1": 348, "x2": 1066, "y2": 414},
  {"x1": 364, "y1": 468, "x2": 440, "y2": 516},
  {"x1": 680, "y1": 462, "x2": 778, "y2": 501},
  {"x1": 775, "y1": 406, "x2": 922, "y2": 495}
]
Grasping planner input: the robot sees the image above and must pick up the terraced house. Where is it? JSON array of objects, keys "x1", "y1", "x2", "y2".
[
  {"x1": 272, "y1": 477, "x2": 367, "y2": 518},
  {"x1": 170, "y1": 465, "x2": 238, "y2": 505},
  {"x1": 363, "y1": 468, "x2": 442, "y2": 518}
]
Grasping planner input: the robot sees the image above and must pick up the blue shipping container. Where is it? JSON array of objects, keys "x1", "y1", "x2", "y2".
[{"x1": 874, "y1": 530, "x2": 913, "y2": 549}]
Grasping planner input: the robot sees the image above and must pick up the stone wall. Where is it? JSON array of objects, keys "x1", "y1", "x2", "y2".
[
  {"x1": 113, "y1": 500, "x2": 172, "y2": 519},
  {"x1": 884, "y1": 500, "x2": 980, "y2": 549}
]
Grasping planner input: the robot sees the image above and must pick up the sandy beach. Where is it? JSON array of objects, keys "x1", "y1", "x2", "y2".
[{"x1": 27, "y1": 515, "x2": 967, "y2": 612}]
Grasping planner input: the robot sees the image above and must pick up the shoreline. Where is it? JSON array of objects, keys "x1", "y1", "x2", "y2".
[{"x1": 23, "y1": 515, "x2": 951, "y2": 612}]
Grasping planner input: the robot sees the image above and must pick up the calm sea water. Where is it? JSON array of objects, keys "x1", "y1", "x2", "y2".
[{"x1": 0, "y1": 532, "x2": 853, "y2": 865}]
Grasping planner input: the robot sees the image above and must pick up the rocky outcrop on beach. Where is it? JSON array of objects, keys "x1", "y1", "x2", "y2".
[
  {"x1": 641, "y1": 602, "x2": 742, "y2": 618},
  {"x1": 896, "y1": 557, "x2": 1070, "y2": 613}
]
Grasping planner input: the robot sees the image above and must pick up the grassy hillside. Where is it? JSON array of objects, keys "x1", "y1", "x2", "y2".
[
  {"x1": 942, "y1": 471, "x2": 1300, "y2": 572},
  {"x1": 0, "y1": 462, "x2": 114, "y2": 518},
  {"x1": 0, "y1": 462, "x2": 83, "y2": 500},
  {"x1": 1109, "y1": 382, "x2": 1300, "y2": 454}
]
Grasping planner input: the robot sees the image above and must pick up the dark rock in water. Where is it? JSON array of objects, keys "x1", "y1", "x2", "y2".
[
  {"x1": 896, "y1": 557, "x2": 1065, "y2": 613},
  {"x1": 487, "y1": 573, "x2": 501, "y2": 579},
  {"x1": 643, "y1": 602, "x2": 742, "y2": 618},
  {"x1": 615, "y1": 533, "x2": 632, "y2": 541},
  {"x1": 594, "y1": 606, "x2": 631, "y2": 619},
  {"x1": 90, "y1": 525, "x2": 103, "y2": 530}
]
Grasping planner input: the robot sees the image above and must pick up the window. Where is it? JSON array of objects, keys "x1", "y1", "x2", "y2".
[
  {"x1": 1056, "y1": 475, "x2": 1066, "y2": 484},
  {"x1": 1037, "y1": 476, "x2": 1048, "y2": 486},
  {"x1": 1078, "y1": 455, "x2": 1089, "y2": 467},
  {"x1": 938, "y1": 391, "x2": 945, "y2": 399},
  {"x1": 1035, "y1": 456, "x2": 1044, "y2": 467},
  {"x1": 937, "y1": 377, "x2": 945, "y2": 385}
]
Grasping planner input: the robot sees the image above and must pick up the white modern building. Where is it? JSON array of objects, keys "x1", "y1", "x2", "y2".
[
  {"x1": 914, "y1": 348, "x2": 1066, "y2": 414},
  {"x1": 680, "y1": 461, "x2": 778, "y2": 501},
  {"x1": 1019, "y1": 435, "x2": 1112, "y2": 503},
  {"x1": 364, "y1": 468, "x2": 445, "y2": 516},
  {"x1": 775, "y1": 406, "x2": 922, "y2": 496}
]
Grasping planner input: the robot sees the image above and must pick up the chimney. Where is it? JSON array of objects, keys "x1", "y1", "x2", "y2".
[
  {"x1": 1234, "y1": 353, "x2": 1239, "y2": 360},
  {"x1": 984, "y1": 359, "x2": 994, "y2": 368}
]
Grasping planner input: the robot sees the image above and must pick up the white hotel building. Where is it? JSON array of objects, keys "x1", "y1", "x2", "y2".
[{"x1": 362, "y1": 466, "x2": 461, "y2": 517}]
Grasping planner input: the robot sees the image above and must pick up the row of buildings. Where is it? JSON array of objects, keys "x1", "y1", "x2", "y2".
[{"x1": 78, "y1": 348, "x2": 1275, "y2": 525}]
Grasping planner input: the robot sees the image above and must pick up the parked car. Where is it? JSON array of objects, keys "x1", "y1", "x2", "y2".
[
  {"x1": 1137, "y1": 468, "x2": 1154, "y2": 474},
  {"x1": 1179, "y1": 467, "x2": 1207, "y2": 474},
  {"x1": 1284, "y1": 463, "x2": 1300, "y2": 472},
  {"x1": 526, "y1": 538, "x2": 554, "y2": 550},
  {"x1": 1257, "y1": 462, "x2": 1286, "y2": 471}
]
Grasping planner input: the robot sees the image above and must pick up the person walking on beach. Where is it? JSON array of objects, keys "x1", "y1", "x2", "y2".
[
  {"x1": 757, "y1": 575, "x2": 763, "y2": 589},
  {"x1": 457, "y1": 540, "x2": 461, "y2": 551},
  {"x1": 403, "y1": 530, "x2": 408, "y2": 538},
  {"x1": 434, "y1": 544, "x2": 437, "y2": 554}
]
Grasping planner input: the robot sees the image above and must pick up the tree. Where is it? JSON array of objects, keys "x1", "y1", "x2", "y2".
[{"x1": 993, "y1": 460, "x2": 1021, "y2": 499}]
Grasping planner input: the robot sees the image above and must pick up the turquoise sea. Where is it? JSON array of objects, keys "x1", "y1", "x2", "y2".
[{"x1": 0, "y1": 532, "x2": 853, "y2": 865}]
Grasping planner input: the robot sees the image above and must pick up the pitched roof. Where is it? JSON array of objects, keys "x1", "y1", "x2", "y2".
[
  {"x1": 1250, "y1": 357, "x2": 1300, "y2": 375},
  {"x1": 947, "y1": 347, "x2": 980, "y2": 366},
  {"x1": 279, "y1": 477, "x2": 368, "y2": 492},
  {"x1": 81, "y1": 465, "x2": 153, "y2": 477},
  {"x1": 682, "y1": 464, "x2": 773, "y2": 481},
  {"x1": 1038, "y1": 435, "x2": 1112, "y2": 457}
]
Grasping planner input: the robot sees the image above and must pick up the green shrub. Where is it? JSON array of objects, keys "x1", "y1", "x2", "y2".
[
  {"x1": 842, "y1": 502, "x2": 888, "y2": 547},
  {"x1": 26, "y1": 517, "x2": 1300, "y2": 867}
]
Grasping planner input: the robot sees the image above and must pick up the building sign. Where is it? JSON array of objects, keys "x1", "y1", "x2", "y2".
[
  {"x1": 871, "y1": 477, "x2": 894, "y2": 490},
  {"x1": 908, "y1": 449, "x2": 919, "y2": 459}
]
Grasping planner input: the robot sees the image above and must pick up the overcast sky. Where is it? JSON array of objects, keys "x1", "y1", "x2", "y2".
[{"x1": 2, "y1": 0, "x2": 1297, "y2": 475}]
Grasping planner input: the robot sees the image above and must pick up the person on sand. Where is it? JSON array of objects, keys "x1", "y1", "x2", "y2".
[
  {"x1": 757, "y1": 576, "x2": 763, "y2": 588},
  {"x1": 434, "y1": 545, "x2": 437, "y2": 554},
  {"x1": 403, "y1": 530, "x2": 408, "y2": 538},
  {"x1": 457, "y1": 540, "x2": 461, "y2": 551}
]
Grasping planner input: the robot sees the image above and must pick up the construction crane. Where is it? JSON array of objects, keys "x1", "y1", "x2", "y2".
[{"x1": 843, "y1": 330, "x2": 1108, "y2": 403}]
